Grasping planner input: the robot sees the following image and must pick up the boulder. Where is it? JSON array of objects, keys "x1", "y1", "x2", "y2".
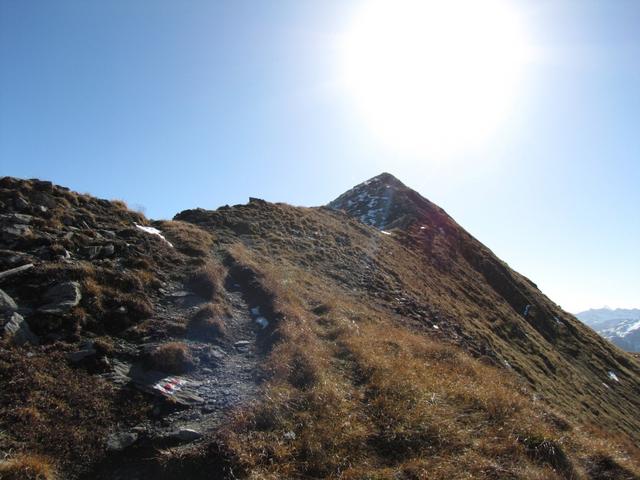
[
  {"x1": 106, "y1": 432, "x2": 138, "y2": 451},
  {"x1": 32, "y1": 180, "x2": 53, "y2": 192},
  {"x1": 2, "y1": 311, "x2": 38, "y2": 345},
  {"x1": 13, "y1": 196, "x2": 30, "y2": 211},
  {"x1": 171, "y1": 428, "x2": 202, "y2": 443},
  {"x1": 81, "y1": 245, "x2": 102, "y2": 259},
  {"x1": 0, "y1": 289, "x2": 17, "y2": 313},
  {"x1": 32, "y1": 191, "x2": 57, "y2": 209},
  {"x1": 102, "y1": 244, "x2": 115, "y2": 257},
  {"x1": 0, "y1": 263, "x2": 34, "y2": 281},
  {"x1": 39, "y1": 281, "x2": 82, "y2": 314},
  {"x1": 67, "y1": 341, "x2": 97, "y2": 363},
  {"x1": 0, "y1": 213, "x2": 34, "y2": 224},
  {"x1": 1, "y1": 224, "x2": 31, "y2": 242}
]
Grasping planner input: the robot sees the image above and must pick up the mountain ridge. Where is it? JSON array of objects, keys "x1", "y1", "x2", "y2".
[
  {"x1": 0, "y1": 174, "x2": 639, "y2": 479},
  {"x1": 577, "y1": 307, "x2": 640, "y2": 352}
]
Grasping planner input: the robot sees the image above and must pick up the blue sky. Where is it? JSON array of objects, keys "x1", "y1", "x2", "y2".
[{"x1": 1, "y1": 1, "x2": 638, "y2": 312}]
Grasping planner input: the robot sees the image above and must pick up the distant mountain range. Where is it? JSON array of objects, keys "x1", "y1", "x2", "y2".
[{"x1": 576, "y1": 308, "x2": 640, "y2": 352}]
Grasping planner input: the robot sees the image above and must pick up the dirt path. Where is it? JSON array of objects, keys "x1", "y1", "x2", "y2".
[{"x1": 85, "y1": 269, "x2": 266, "y2": 479}]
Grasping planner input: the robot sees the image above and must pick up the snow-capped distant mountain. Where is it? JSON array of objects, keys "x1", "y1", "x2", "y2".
[{"x1": 576, "y1": 308, "x2": 640, "y2": 352}]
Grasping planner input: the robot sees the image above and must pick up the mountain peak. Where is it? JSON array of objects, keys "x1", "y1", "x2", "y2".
[{"x1": 327, "y1": 172, "x2": 444, "y2": 230}]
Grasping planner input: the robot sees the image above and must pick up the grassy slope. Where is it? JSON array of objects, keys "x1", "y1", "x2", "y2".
[
  {"x1": 176, "y1": 200, "x2": 640, "y2": 478},
  {"x1": 1, "y1": 178, "x2": 639, "y2": 479}
]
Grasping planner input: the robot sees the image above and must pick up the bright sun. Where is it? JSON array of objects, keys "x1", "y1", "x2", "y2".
[{"x1": 341, "y1": 0, "x2": 532, "y2": 156}]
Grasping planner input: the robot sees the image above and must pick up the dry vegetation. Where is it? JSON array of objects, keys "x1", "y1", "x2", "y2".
[
  {"x1": 0, "y1": 348, "x2": 149, "y2": 478},
  {"x1": 3, "y1": 178, "x2": 640, "y2": 479},
  {"x1": 188, "y1": 303, "x2": 228, "y2": 340},
  {"x1": 159, "y1": 220, "x2": 216, "y2": 258},
  {"x1": 187, "y1": 261, "x2": 227, "y2": 301},
  {"x1": 0, "y1": 454, "x2": 57, "y2": 480},
  {"x1": 149, "y1": 342, "x2": 196, "y2": 374},
  {"x1": 213, "y1": 247, "x2": 640, "y2": 480}
]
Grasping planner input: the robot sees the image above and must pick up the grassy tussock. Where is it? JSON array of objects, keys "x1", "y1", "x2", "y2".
[
  {"x1": 149, "y1": 342, "x2": 196, "y2": 374},
  {"x1": 189, "y1": 303, "x2": 228, "y2": 340},
  {"x1": 187, "y1": 261, "x2": 227, "y2": 301},
  {"x1": 159, "y1": 220, "x2": 216, "y2": 257},
  {"x1": 0, "y1": 455, "x2": 57, "y2": 480}
]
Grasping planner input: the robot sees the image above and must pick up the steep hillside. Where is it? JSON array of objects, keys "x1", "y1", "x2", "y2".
[
  {"x1": 577, "y1": 308, "x2": 640, "y2": 352},
  {"x1": 327, "y1": 173, "x2": 640, "y2": 439},
  {"x1": 0, "y1": 175, "x2": 639, "y2": 480}
]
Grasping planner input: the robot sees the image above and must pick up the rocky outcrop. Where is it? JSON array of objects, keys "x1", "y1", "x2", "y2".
[
  {"x1": 0, "y1": 288, "x2": 38, "y2": 345},
  {"x1": 39, "y1": 281, "x2": 82, "y2": 314}
]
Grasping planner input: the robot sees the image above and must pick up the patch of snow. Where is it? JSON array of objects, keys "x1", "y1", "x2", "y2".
[
  {"x1": 608, "y1": 371, "x2": 619, "y2": 382},
  {"x1": 433, "y1": 324, "x2": 439, "y2": 329},
  {"x1": 381, "y1": 230, "x2": 392, "y2": 235},
  {"x1": 250, "y1": 306, "x2": 260, "y2": 316},
  {"x1": 255, "y1": 317, "x2": 269, "y2": 329},
  {"x1": 420, "y1": 226, "x2": 426, "y2": 230},
  {"x1": 135, "y1": 224, "x2": 173, "y2": 247},
  {"x1": 625, "y1": 320, "x2": 640, "y2": 335},
  {"x1": 523, "y1": 304, "x2": 531, "y2": 317}
]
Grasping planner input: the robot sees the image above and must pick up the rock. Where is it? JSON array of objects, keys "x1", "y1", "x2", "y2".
[
  {"x1": 81, "y1": 245, "x2": 102, "y2": 259},
  {"x1": 0, "y1": 213, "x2": 34, "y2": 224},
  {"x1": 67, "y1": 341, "x2": 97, "y2": 363},
  {"x1": 234, "y1": 340, "x2": 251, "y2": 351},
  {"x1": 1, "y1": 224, "x2": 31, "y2": 242},
  {"x1": 0, "y1": 289, "x2": 17, "y2": 313},
  {"x1": 32, "y1": 180, "x2": 53, "y2": 192},
  {"x1": 39, "y1": 281, "x2": 82, "y2": 314},
  {"x1": 32, "y1": 191, "x2": 57, "y2": 209},
  {"x1": 13, "y1": 196, "x2": 30, "y2": 211},
  {"x1": 0, "y1": 250, "x2": 31, "y2": 269},
  {"x1": 283, "y1": 431, "x2": 297, "y2": 440},
  {"x1": 106, "y1": 432, "x2": 138, "y2": 451},
  {"x1": 2, "y1": 311, "x2": 38, "y2": 345},
  {"x1": 171, "y1": 428, "x2": 202, "y2": 443},
  {"x1": 0, "y1": 263, "x2": 34, "y2": 281},
  {"x1": 102, "y1": 244, "x2": 115, "y2": 257}
]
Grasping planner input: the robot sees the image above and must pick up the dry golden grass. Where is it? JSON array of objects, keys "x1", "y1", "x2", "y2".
[
  {"x1": 149, "y1": 342, "x2": 196, "y2": 374},
  {"x1": 187, "y1": 261, "x2": 227, "y2": 301},
  {"x1": 0, "y1": 348, "x2": 149, "y2": 478},
  {"x1": 215, "y1": 253, "x2": 640, "y2": 480},
  {"x1": 189, "y1": 303, "x2": 228, "y2": 340},
  {"x1": 0, "y1": 455, "x2": 57, "y2": 480},
  {"x1": 110, "y1": 199, "x2": 128, "y2": 210},
  {"x1": 159, "y1": 220, "x2": 216, "y2": 257}
]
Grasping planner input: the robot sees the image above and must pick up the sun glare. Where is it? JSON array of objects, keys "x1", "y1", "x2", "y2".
[{"x1": 341, "y1": 0, "x2": 532, "y2": 156}]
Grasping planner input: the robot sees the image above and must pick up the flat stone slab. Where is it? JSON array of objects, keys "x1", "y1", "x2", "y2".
[{"x1": 103, "y1": 360, "x2": 204, "y2": 406}]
